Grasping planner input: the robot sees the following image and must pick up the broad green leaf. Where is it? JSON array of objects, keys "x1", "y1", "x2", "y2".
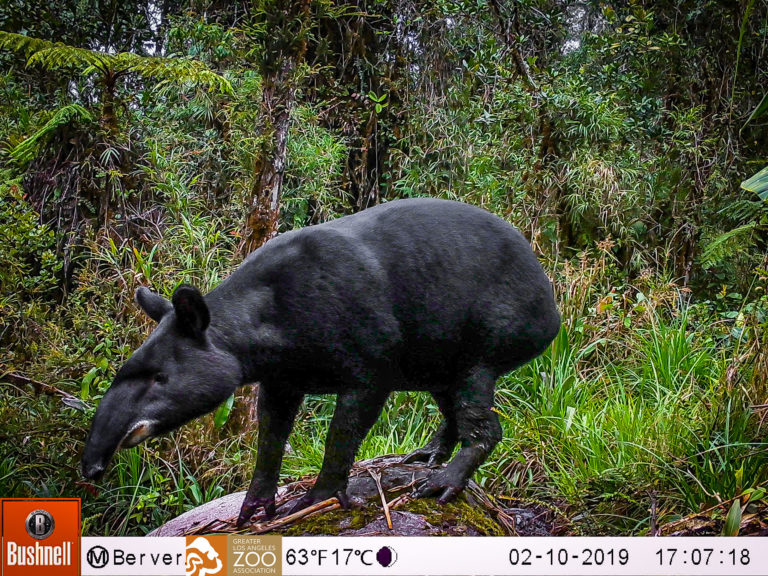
[
  {"x1": 721, "y1": 500, "x2": 742, "y2": 536},
  {"x1": 735, "y1": 466, "x2": 744, "y2": 494},
  {"x1": 740, "y1": 487, "x2": 766, "y2": 504},
  {"x1": 82, "y1": 367, "x2": 99, "y2": 387},
  {"x1": 213, "y1": 394, "x2": 235, "y2": 428},
  {"x1": 741, "y1": 166, "x2": 768, "y2": 200},
  {"x1": 749, "y1": 487, "x2": 765, "y2": 502}
]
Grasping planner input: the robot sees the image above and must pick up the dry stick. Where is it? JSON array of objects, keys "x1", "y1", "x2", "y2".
[
  {"x1": 367, "y1": 468, "x2": 393, "y2": 530},
  {"x1": 660, "y1": 492, "x2": 758, "y2": 535},
  {"x1": 751, "y1": 403, "x2": 768, "y2": 432},
  {"x1": 382, "y1": 474, "x2": 426, "y2": 511},
  {"x1": 466, "y1": 483, "x2": 519, "y2": 536},
  {"x1": 649, "y1": 492, "x2": 659, "y2": 537},
  {"x1": 246, "y1": 497, "x2": 341, "y2": 535},
  {"x1": 387, "y1": 493, "x2": 413, "y2": 510},
  {"x1": 198, "y1": 483, "x2": 332, "y2": 535},
  {"x1": 190, "y1": 519, "x2": 228, "y2": 535},
  {"x1": 2, "y1": 371, "x2": 83, "y2": 403}
]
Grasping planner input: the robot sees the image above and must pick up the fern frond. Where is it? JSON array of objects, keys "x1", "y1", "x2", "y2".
[
  {"x1": 698, "y1": 222, "x2": 759, "y2": 268},
  {"x1": 122, "y1": 54, "x2": 233, "y2": 94},
  {"x1": 28, "y1": 47, "x2": 115, "y2": 74},
  {"x1": 10, "y1": 104, "x2": 94, "y2": 165},
  {"x1": 0, "y1": 31, "x2": 232, "y2": 95},
  {"x1": 0, "y1": 31, "x2": 55, "y2": 58}
]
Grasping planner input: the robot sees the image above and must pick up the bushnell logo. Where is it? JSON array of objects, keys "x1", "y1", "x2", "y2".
[
  {"x1": 1, "y1": 498, "x2": 80, "y2": 576},
  {"x1": 25, "y1": 509, "x2": 55, "y2": 540}
]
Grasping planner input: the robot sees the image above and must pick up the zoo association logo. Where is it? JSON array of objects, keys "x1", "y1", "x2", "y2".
[
  {"x1": 0, "y1": 498, "x2": 81, "y2": 576},
  {"x1": 186, "y1": 536, "x2": 227, "y2": 576},
  {"x1": 186, "y1": 535, "x2": 281, "y2": 576}
]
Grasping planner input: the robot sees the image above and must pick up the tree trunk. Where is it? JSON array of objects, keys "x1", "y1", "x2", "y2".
[
  {"x1": 242, "y1": 0, "x2": 311, "y2": 254},
  {"x1": 488, "y1": 0, "x2": 572, "y2": 248},
  {"x1": 307, "y1": 3, "x2": 398, "y2": 214}
]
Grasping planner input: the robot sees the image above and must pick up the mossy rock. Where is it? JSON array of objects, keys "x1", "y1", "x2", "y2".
[
  {"x1": 149, "y1": 455, "x2": 545, "y2": 537},
  {"x1": 277, "y1": 492, "x2": 505, "y2": 536}
]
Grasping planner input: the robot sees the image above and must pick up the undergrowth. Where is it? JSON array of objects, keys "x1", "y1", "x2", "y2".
[{"x1": 3, "y1": 237, "x2": 767, "y2": 536}]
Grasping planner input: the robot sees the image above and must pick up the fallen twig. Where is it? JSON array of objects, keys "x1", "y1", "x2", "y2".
[
  {"x1": 246, "y1": 497, "x2": 341, "y2": 535},
  {"x1": 387, "y1": 493, "x2": 412, "y2": 509},
  {"x1": 367, "y1": 468, "x2": 393, "y2": 530},
  {"x1": 467, "y1": 483, "x2": 518, "y2": 535}
]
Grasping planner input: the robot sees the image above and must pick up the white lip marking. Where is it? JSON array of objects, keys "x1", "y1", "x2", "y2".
[{"x1": 119, "y1": 419, "x2": 156, "y2": 449}]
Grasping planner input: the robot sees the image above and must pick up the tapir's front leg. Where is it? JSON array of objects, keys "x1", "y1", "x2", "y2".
[
  {"x1": 237, "y1": 385, "x2": 303, "y2": 527},
  {"x1": 288, "y1": 388, "x2": 390, "y2": 513}
]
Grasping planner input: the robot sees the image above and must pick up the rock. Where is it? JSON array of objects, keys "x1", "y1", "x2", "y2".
[
  {"x1": 147, "y1": 491, "x2": 246, "y2": 537},
  {"x1": 147, "y1": 454, "x2": 560, "y2": 537}
]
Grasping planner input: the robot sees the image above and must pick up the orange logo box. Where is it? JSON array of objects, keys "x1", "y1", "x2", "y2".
[
  {"x1": 186, "y1": 535, "x2": 227, "y2": 576},
  {"x1": 1, "y1": 499, "x2": 80, "y2": 576}
]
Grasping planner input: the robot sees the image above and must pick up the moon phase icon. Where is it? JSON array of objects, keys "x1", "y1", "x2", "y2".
[{"x1": 376, "y1": 546, "x2": 398, "y2": 567}]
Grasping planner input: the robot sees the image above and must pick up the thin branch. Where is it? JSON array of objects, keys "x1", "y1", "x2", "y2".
[
  {"x1": 488, "y1": 0, "x2": 539, "y2": 92},
  {"x1": 246, "y1": 497, "x2": 341, "y2": 535},
  {"x1": 2, "y1": 371, "x2": 90, "y2": 410},
  {"x1": 367, "y1": 467, "x2": 393, "y2": 530}
]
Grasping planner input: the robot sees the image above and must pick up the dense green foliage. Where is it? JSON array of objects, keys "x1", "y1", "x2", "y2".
[{"x1": 1, "y1": 0, "x2": 768, "y2": 535}]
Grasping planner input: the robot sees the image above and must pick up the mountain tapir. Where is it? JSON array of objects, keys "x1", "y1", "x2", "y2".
[{"x1": 82, "y1": 198, "x2": 560, "y2": 526}]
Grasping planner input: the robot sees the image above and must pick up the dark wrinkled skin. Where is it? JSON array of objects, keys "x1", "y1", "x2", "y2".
[{"x1": 81, "y1": 198, "x2": 561, "y2": 527}]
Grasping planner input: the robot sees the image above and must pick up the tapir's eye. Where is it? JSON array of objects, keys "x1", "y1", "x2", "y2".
[{"x1": 154, "y1": 372, "x2": 169, "y2": 384}]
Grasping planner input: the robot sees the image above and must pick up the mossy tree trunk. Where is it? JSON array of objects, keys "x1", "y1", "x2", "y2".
[
  {"x1": 488, "y1": 0, "x2": 572, "y2": 249},
  {"x1": 312, "y1": 2, "x2": 399, "y2": 213},
  {"x1": 243, "y1": 0, "x2": 311, "y2": 254}
]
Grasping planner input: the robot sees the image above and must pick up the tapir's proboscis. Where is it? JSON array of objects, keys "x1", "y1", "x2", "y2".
[{"x1": 82, "y1": 198, "x2": 560, "y2": 526}]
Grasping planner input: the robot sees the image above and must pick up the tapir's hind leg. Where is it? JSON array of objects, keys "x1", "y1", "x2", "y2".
[
  {"x1": 402, "y1": 391, "x2": 458, "y2": 465},
  {"x1": 288, "y1": 387, "x2": 390, "y2": 514},
  {"x1": 413, "y1": 365, "x2": 502, "y2": 503},
  {"x1": 237, "y1": 386, "x2": 303, "y2": 526}
]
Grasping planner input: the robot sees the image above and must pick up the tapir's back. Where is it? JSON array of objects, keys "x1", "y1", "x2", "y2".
[
  {"x1": 226, "y1": 198, "x2": 559, "y2": 382},
  {"x1": 332, "y1": 198, "x2": 559, "y2": 373}
]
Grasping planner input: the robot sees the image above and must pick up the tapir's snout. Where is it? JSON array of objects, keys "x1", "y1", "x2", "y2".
[
  {"x1": 82, "y1": 460, "x2": 106, "y2": 481},
  {"x1": 81, "y1": 420, "x2": 151, "y2": 481},
  {"x1": 81, "y1": 384, "x2": 134, "y2": 482},
  {"x1": 81, "y1": 425, "x2": 115, "y2": 481},
  {"x1": 81, "y1": 429, "x2": 111, "y2": 480}
]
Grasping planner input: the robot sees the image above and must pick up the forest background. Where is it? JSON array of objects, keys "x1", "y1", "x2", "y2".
[{"x1": 1, "y1": 0, "x2": 768, "y2": 536}]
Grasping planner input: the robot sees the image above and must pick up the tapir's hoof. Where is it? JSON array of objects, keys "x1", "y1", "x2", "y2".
[
  {"x1": 236, "y1": 495, "x2": 276, "y2": 527},
  {"x1": 402, "y1": 446, "x2": 451, "y2": 466},
  {"x1": 412, "y1": 470, "x2": 465, "y2": 504}
]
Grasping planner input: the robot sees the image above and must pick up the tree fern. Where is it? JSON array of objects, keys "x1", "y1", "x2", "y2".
[
  {"x1": 698, "y1": 222, "x2": 759, "y2": 268},
  {"x1": 0, "y1": 32, "x2": 53, "y2": 58},
  {"x1": 117, "y1": 54, "x2": 232, "y2": 94},
  {"x1": 27, "y1": 45, "x2": 113, "y2": 73},
  {"x1": 9, "y1": 104, "x2": 94, "y2": 166},
  {"x1": 0, "y1": 31, "x2": 233, "y2": 94}
]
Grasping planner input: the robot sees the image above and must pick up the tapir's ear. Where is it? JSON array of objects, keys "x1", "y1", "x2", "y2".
[
  {"x1": 171, "y1": 284, "x2": 210, "y2": 339},
  {"x1": 135, "y1": 286, "x2": 172, "y2": 322}
]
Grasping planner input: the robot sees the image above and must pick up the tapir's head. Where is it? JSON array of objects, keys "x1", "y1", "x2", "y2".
[{"x1": 81, "y1": 284, "x2": 242, "y2": 480}]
